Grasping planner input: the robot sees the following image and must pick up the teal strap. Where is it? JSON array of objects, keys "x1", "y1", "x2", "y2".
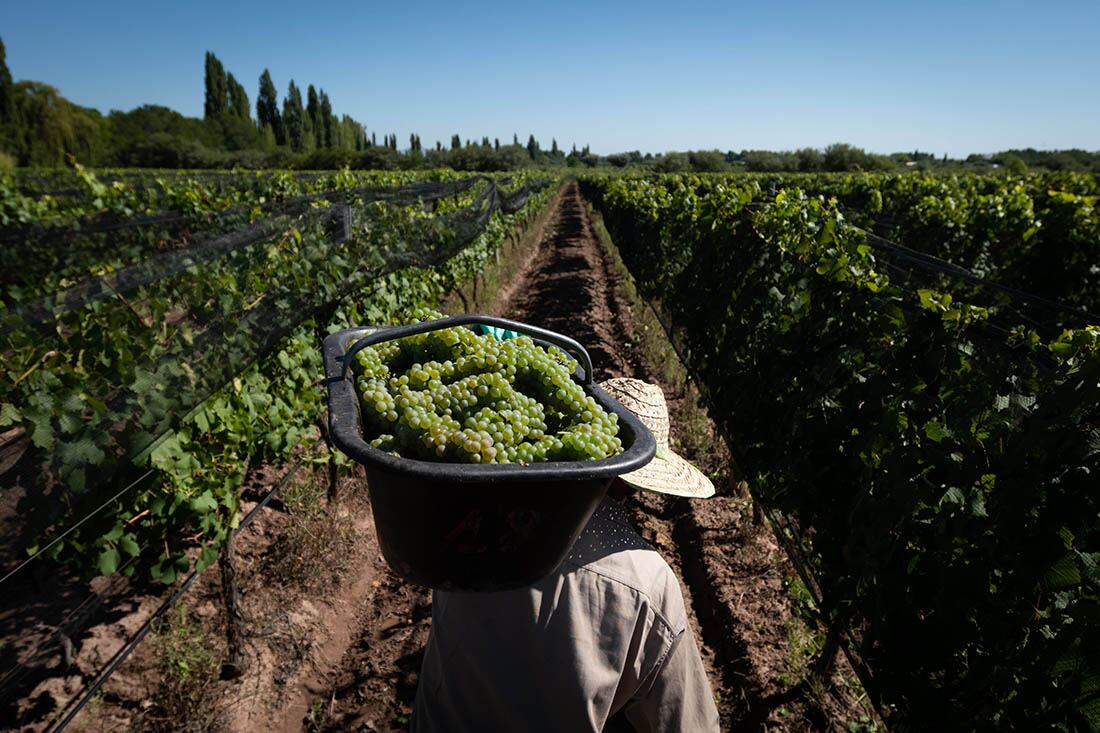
[{"x1": 475, "y1": 324, "x2": 520, "y2": 341}]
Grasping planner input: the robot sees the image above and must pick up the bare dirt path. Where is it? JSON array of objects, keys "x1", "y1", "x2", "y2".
[
  {"x1": 501, "y1": 181, "x2": 743, "y2": 725},
  {"x1": 504, "y1": 182, "x2": 793, "y2": 730},
  {"x1": 504, "y1": 181, "x2": 634, "y2": 380}
]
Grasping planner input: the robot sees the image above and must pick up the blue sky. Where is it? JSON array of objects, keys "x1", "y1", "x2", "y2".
[{"x1": 4, "y1": 0, "x2": 1098, "y2": 157}]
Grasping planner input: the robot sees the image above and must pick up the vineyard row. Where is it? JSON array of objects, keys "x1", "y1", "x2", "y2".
[{"x1": 581, "y1": 171, "x2": 1099, "y2": 731}]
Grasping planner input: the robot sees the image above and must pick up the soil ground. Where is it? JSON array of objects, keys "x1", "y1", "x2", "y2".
[{"x1": 4, "y1": 182, "x2": 877, "y2": 732}]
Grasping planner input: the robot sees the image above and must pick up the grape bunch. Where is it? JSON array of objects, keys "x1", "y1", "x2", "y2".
[{"x1": 353, "y1": 309, "x2": 623, "y2": 464}]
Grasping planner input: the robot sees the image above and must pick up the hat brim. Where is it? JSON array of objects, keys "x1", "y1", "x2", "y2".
[{"x1": 617, "y1": 449, "x2": 715, "y2": 499}]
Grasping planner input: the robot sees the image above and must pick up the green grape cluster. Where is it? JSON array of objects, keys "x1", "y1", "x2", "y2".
[{"x1": 354, "y1": 309, "x2": 622, "y2": 464}]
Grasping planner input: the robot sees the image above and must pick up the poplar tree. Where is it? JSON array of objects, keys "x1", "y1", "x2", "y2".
[
  {"x1": 282, "y1": 80, "x2": 305, "y2": 151},
  {"x1": 227, "y1": 73, "x2": 250, "y2": 119},
  {"x1": 337, "y1": 115, "x2": 349, "y2": 149},
  {"x1": 204, "y1": 52, "x2": 228, "y2": 118},
  {"x1": 494, "y1": 138, "x2": 500, "y2": 151},
  {"x1": 341, "y1": 115, "x2": 364, "y2": 151},
  {"x1": 451, "y1": 134, "x2": 461, "y2": 150},
  {"x1": 259, "y1": 122, "x2": 277, "y2": 149},
  {"x1": 256, "y1": 69, "x2": 283, "y2": 145},
  {"x1": 302, "y1": 111, "x2": 315, "y2": 151},
  {"x1": 306, "y1": 84, "x2": 320, "y2": 148},
  {"x1": 319, "y1": 90, "x2": 334, "y2": 148},
  {"x1": 527, "y1": 134, "x2": 538, "y2": 159},
  {"x1": 551, "y1": 138, "x2": 559, "y2": 155},
  {"x1": 0, "y1": 37, "x2": 13, "y2": 130}
]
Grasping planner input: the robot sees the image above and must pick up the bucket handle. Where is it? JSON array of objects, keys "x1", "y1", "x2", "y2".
[{"x1": 339, "y1": 315, "x2": 595, "y2": 385}]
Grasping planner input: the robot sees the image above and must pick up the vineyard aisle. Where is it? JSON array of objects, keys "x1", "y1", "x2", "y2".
[{"x1": 303, "y1": 183, "x2": 873, "y2": 732}]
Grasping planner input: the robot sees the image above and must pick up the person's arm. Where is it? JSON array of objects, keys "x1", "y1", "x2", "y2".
[{"x1": 620, "y1": 626, "x2": 721, "y2": 733}]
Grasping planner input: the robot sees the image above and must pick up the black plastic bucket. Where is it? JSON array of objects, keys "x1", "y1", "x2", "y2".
[{"x1": 323, "y1": 315, "x2": 656, "y2": 591}]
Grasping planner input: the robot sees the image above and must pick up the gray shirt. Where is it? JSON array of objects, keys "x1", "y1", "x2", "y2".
[{"x1": 412, "y1": 498, "x2": 721, "y2": 732}]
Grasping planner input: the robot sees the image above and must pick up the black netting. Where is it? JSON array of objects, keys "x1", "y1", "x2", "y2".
[
  {"x1": 1, "y1": 175, "x2": 547, "y2": 542},
  {"x1": 0, "y1": 177, "x2": 484, "y2": 294},
  {"x1": 859, "y1": 226, "x2": 1100, "y2": 338},
  {"x1": 746, "y1": 199, "x2": 1099, "y2": 338}
]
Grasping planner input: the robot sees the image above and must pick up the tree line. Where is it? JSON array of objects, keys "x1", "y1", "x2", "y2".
[
  {"x1": 0, "y1": 37, "x2": 1096, "y2": 173},
  {"x1": 604, "y1": 146, "x2": 1100, "y2": 174},
  {"x1": 203, "y1": 53, "x2": 369, "y2": 154},
  {"x1": 0, "y1": 42, "x2": 582, "y2": 170}
]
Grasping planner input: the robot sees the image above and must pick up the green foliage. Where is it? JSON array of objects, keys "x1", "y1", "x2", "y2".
[
  {"x1": 652, "y1": 152, "x2": 690, "y2": 173},
  {"x1": 686, "y1": 150, "x2": 728, "y2": 172},
  {"x1": 7, "y1": 81, "x2": 108, "y2": 166},
  {"x1": 306, "y1": 84, "x2": 320, "y2": 147},
  {"x1": 0, "y1": 42, "x2": 566, "y2": 171},
  {"x1": 319, "y1": 91, "x2": 334, "y2": 150},
  {"x1": 307, "y1": 700, "x2": 330, "y2": 732},
  {"x1": 806, "y1": 173, "x2": 1099, "y2": 312},
  {"x1": 733, "y1": 145, "x2": 899, "y2": 173},
  {"x1": 1002, "y1": 153, "x2": 1028, "y2": 175},
  {"x1": 256, "y1": 69, "x2": 282, "y2": 146},
  {"x1": 991, "y1": 148, "x2": 1100, "y2": 173},
  {"x1": 823, "y1": 143, "x2": 894, "y2": 172},
  {"x1": 585, "y1": 171, "x2": 1100, "y2": 730},
  {"x1": 203, "y1": 52, "x2": 228, "y2": 119},
  {"x1": 147, "y1": 604, "x2": 223, "y2": 732},
  {"x1": 0, "y1": 35, "x2": 14, "y2": 134},
  {"x1": 226, "y1": 72, "x2": 250, "y2": 120},
  {"x1": 2, "y1": 168, "x2": 556, "y2": 589},
  {"x1": 282, "y1": 80, "x2": 305, "y2": 152},
  {"x1": 847, "y1": 716, "x2": 880, "y2": 733},
  {"x1": 107, "y1": 104, "x2": 222, "y2": 152}
]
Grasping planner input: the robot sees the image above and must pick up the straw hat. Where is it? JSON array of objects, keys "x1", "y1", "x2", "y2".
[{"x1": 598, "y1": 378, "x2": 715, "y2": 499}]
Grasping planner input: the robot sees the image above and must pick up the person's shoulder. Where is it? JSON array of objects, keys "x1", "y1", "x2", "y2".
[{"x1": 560, "y1": 501, "x2": 688, "y2": 633}]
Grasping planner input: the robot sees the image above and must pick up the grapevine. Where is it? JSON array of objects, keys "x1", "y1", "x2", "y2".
[
  {"x1": 582, "y1": 170, "x2": 1100, "y2": 730},
  {"x1": 1, "y1": 169, "x2": 557, "y2": 583}
]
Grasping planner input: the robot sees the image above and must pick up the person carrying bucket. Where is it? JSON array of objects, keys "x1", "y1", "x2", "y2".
[{"x1": 412, "y1": 377, "x2": 721, "y2": 732}]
